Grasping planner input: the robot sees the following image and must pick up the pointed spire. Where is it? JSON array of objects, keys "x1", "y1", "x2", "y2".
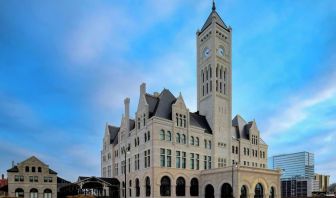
[{"x1": 212, "y1": 0, "x2": 216, "y2": 11}]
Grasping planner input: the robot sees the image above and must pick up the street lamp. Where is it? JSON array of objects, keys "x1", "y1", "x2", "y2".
[
  {"x1": 232, "y1": 162, "x2": 238, "y2": 198},
  {"x1": 122, "y1": 146, "x2": 130, "y2": 198}
]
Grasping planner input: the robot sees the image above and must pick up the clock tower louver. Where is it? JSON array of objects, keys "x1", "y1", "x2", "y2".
[{"x1": 197, "y1": 1, "x2": 232, "y2": 168}]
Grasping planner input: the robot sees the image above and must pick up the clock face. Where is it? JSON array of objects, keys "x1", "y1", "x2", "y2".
[
  {"x1": 217, "y1": 47, "x2": 225, "y2": 56},
  {"x1": 203, "y1": 47, "x2": 211, "y2": 59}
]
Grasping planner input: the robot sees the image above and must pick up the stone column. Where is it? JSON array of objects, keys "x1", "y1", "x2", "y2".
[
  {"x1": 186, "y1": 184, "x2": 190, "y2": 197},
  {"x1": 172, "y1": 184, "x2": 176, "y2": 197}
]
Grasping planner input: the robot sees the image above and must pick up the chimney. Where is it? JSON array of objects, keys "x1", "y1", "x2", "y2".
[
  {"x1": 140, "y1": 83, "x2": 146, "y2": 96},
  {"x1": 11, "y1": 161, "x2": 14, "y2": 168},
  {"x1": 124, "y1": 98, "x2": 130, "y2": 132},
  {"x1": 1, "y1": 174, "x2": 4, "y2": 180},
  {"x1": 124, "y1": 97, "x2": 130, "y2": 119}
]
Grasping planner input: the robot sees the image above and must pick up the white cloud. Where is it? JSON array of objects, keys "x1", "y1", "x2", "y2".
[{"x1": 263, "y1": 68, "x2": 336, "y2": 139}]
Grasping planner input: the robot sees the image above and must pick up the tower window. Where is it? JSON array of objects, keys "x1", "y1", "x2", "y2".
[
  {"x1": 206, "y1": 68, "x2": 208, "y2": 80},
  {"x1": 216, "y1": 65, "x2": 218, "y2": 77},
  {"x1": 210, "y1": 80, "x2": 212, "y2": 92},
  {"x1": 224, "y1": 84, "x2": 226, "y2": 95},
  {"x1": 202, "y1": 85, "x2": 204, "y2": 96},
  {"x1": 209, "y1": 66, "x2": 212, "y2": 79},
  {"x1": 202, "y1": 70, "x2": 204, "y2": 83},
  {"x1": 206, "y1": 83, "x2": 208, "y2": 94}
]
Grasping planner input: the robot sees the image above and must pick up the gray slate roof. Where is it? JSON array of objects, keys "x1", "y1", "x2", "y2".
[
  {"x1": 232, "y1": 115, "x2": 266, "y2": 144},
  {"x1": 145, "y1": 89, "x2": 212, "y2": 134},
  {"x1": 200, "y1": 8, "x2": 228, "y2": 33}
]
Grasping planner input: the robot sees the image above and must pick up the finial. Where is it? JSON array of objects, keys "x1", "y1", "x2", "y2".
[{"x1": 212, "y1": 0, "x2": 216, "y2": 11}]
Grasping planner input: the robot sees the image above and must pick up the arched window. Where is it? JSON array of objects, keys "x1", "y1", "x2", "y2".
[
  {"x1": 176, "y1": 177, "x2": 185, "y2": 196},
  {"x1": 30, "y1": 188, "x2": 38, "y2": 198},
  {"x1": 182, "y1": 134, "x2": 186, "y2": 144},
  {"x1": 190, "y1": 136, "x2": 194, "y2": 145},
  {"x1": 160, "y1": 176, "x2": 171, "y2": 196},
  {"x1": 269, "y1": 187, "x2": 275, "y2": 198},
  {"x1": 160, "y1": 130, "x2": 165, "y2": 140},
  {"x1": 209, "y1": 66, "x2": 212, "y2": 78},
  {"x1": 146, "y1": 177, "x2": 151, "y2": 197},
  {"x1": 190, "y1": 178, "x2": 199, "y2": 196},
  {"x1": 15, "y1": 188, "x2": 24, "y2": 197},
  {"x1": 240, "y1": 186, "x2": 247, "y2": 198},
  {"x1": 166, "y1": 131, "x2": 172, "y2": 141},
  {"x1": 25, "y1": 166, "x2": 29, "y2": 172},
  {"x1": 254, "y1": 183, "x2": 263, "y2": 198},
  {"x1": 176, "y1": 133, "x2": 181, "y2": 143},
  {"x1": 195, "y1": 137, "x2": 199, "y2": 146},
  {"x1": 38, "y1": 167, "x2": 42, "y2": 172},
  {"x1": 209, "y1": 140, "x2": 211, "y2": 149},
  {"x1": 183, "y1": 115, "x2": 186, "y2": 127},
  {"x1": 43, "y1": 189, "x2": 52, "y2": 198},
  {"x1": 205, "y1": 184, "x2": 214, "y2": 198},
  {"x1": 144, "y1": 133, "x2": 147, "y2": 142},
  {"x1": 135, "y1": 179, "x2": 140, "y2": 197},
  {"x1": 221, "y1": 183, "x2": 233, "y2": 198},
  {"x1": 147, "y1": 131, "x2": 150, "y2": 140}
]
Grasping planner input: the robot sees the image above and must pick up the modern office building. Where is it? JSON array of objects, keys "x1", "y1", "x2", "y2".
[
  {"x1": 270, "y1": 152, "x2": 315, "y2": 197},
  {"x1": 270, "y1": 151, "x2": 314, "y2": 179},
  {"x1": 7, "y1": 156, "x2": 57, "y2": 198},
  {"x1": 101, "y1": 1, "x2": 281, "y2": 198}
]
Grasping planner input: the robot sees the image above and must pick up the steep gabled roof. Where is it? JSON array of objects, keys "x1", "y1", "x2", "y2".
[
  {"x1": 200, "y1": 2, "x2": 228, "y2": 33},
  {"x1": 7, "y1": 166, "x2": 18, "y2": 173},
  {"x1": 107, "y1": 125, "x2": 120, "y2": 144},
  {"x1": 189, "y1": 112, "x2": 212, "y2": 134}
]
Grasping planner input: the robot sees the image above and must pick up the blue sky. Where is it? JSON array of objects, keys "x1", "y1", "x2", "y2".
[{"x1": 0, "y1": 0, "x2": 335, "y2": 183}]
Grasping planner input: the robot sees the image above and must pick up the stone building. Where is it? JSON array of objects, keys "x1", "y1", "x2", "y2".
[
  {"x1": 101, "y1": 2, "x2": 280, "y2": 198},
  {"x1": 7, "y1": 156, "x2": 57, "y2": 198}
]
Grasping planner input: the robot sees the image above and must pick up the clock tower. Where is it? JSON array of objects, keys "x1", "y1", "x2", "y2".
[{"x1": 197, "y1": 1, "x2": 232, "y2": 167}]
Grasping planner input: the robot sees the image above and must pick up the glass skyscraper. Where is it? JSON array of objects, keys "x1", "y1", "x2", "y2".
[{"x1": 270, "y1": 151, "x2": 314, "y2": 179}]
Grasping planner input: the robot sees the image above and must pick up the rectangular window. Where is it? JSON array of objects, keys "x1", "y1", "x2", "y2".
[
  {"x1": 176, "y1": 151, "x2": 181, "y2": 168},
  {"x1": 167, "y1": 149, "x2": 172, "y2": 167},
  {"x1": 108, "y1": 165, "x2": 111, "y2": 177},
  {"x1": 190, "y1": 153, "x2": 195, "y2": 169},
  {"x1": 29, "y1": 176, "x2": 33, "y2": 182},
  {"x1": 15, "y1": 175, "x2": 19, "y2": 182},
  {"x1": 20, "y1": 176, "x2": 24, "y2": 182},
  {"x1": 182, "y1": 152, "x2": 186, "y2": 169},
  {"x1": 196, "y1": 154, "x2": 200, "y2": 170},
  {"x1": 160, "y1": 149, "x2": 165, "y2": 167},
  {"x1": 114, "y1": 163, "x2": 118, "y2": 176},
  {"x1": 232, "y1": 146, "x2": 234, "y2": 153},
  {"x1": 147, "y1": 150, "x2": 151, "y2": 168},
  {"x1": 208, "y1": 156, "x2": 212, "y2": 169},
  {"x1": 204, "y1": 156, "x2": 207, "y2": 169}
]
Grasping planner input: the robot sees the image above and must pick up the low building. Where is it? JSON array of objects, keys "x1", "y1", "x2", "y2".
[
  {"x1": 0, "y1": 174, "x2": 8, "y2": 197},
  {"x1": 7, "y1": 156, "x2": 57, "y2": 198}
]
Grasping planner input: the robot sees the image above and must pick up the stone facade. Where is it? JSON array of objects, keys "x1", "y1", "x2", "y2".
[
  {"x1": 101, "y1": 2, "x2": 280, "y2": 198},
  {"x1": 7, "y1": 156, "x2": 57, "y2": 198}
]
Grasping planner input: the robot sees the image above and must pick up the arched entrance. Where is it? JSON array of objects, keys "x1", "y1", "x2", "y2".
[
  {"x1": 221, "y1": 183, "x2": 233, "y2": 198},
  {"x1": 240, "y1": 185, "x2": 247, "y2": 198},
  {"x1": 160, "y1": 176, "x2": 171, "y2": 196},
  {"x1": 269, "y1": 186, "x2": 275, "y2": 198},
  {"x1": 254, "y1": 183, "x2": 263, "y2": 198},
  {"x1": 205, "y1": 184, "x2": 214, "y2": 198},
  {"x1": 190, "y1": 178, "x2": 199, "y2": 196},
  {"x1": 176, "y1": 177, "x2": 186, "y2": 196}
]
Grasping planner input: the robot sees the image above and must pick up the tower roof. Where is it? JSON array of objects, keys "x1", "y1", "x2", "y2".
[{"x1": 200, "y1": 1, "x2": 228, "y2": 33}]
